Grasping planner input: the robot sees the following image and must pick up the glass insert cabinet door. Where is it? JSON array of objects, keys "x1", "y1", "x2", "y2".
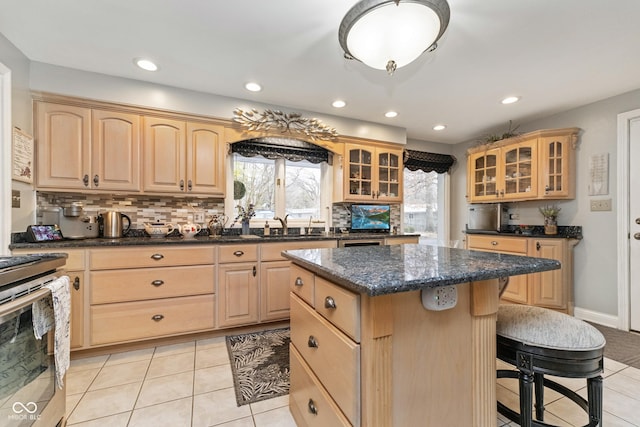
[
  {"x1": 377, "y1": 152, "x2": 400, "y2": 198},
  {"x1": 541, "y1": 136, "x2": 570, "y2": 197},
  {"x1": 502, "y1": 141, "x2": 537, "y2": 199},
  {"x1": 348, "y1": 148, "x2": 373, "y2": 196},
  {"x1": 469, "y1": 149, "x2": 499, "y2": 200}
]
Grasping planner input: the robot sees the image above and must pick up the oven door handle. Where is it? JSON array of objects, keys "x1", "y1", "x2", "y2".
[{"x1": 0, "y1": 288, "x2": 51, "y2": 318}]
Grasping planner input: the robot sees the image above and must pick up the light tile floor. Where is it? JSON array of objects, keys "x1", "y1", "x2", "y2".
[{"x1": 66, "y1": 337, "x2": 640, "y2": 426}]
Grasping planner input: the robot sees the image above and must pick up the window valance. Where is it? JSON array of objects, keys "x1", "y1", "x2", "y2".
[
  {"x1": 403, "y1": 149, "x2": 456, "y2": 174},
  {"x1": 231, "y1": 137, "x2": 331, "y2": 164}
]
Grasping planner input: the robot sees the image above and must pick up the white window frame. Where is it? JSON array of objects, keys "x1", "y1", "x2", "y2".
[
  {"x1": 225, "y1": 153, "x2": 332, "y2": 230},
  {"x1": 400, "y1": 170, "x2": 450, "y2": 244}
]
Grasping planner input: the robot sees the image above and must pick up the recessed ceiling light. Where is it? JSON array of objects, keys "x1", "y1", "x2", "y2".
[
  {"x1": 501, "y1": 96, "x2": 520, "y2": 105},
  {"x1": 385, "y1": 111, "x2": 398, "y2": 118},
  {"x1": 433, "y1": 124, "x2": 446, "y2": 131},
  {"x1": 332, "y1": 100, "x2": 346, "y2": 108},
  {"x1": 135, "y1": 58, "x2": 158, "y2": 71},
  {"x1": 245, "y1": 82, "x2": 262, "y2": 92}
]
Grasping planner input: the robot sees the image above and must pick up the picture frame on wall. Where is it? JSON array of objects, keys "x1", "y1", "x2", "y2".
[{"x1": 12, "y1": 127, "x2": 33, "y2": 184}]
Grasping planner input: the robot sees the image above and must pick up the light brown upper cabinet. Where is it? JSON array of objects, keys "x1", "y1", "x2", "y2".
[
  {"x1": 143, "y1": 117, "x2": 225, "y2": 196},
  {"x1": 343, "y1": 143, "x2": 403, "y2": 202},
  {"x1": 466, "y1": 128, "x2": 579, "y2": 203},
  {"x1": 36, "y1": 102, "x2": 141, "y2": 191}
]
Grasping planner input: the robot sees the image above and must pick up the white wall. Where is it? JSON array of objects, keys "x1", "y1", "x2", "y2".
[
  {"x1": 451, "y1": 88, "x2": 640, "y2": 321},
  {"x1": 0, "y1": 33, "x2": 37, "y2": 238}
]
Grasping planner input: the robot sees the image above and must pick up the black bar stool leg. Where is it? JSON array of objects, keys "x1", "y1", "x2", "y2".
[
  {"x1": 587, "y1": 375, "x2": 603, "y2": 426},
  {"x1": 534, "y1": 372, "x2": 545, "y2": 421},
  {"x1": 519, "y1": 371, "x2": 534, "y2": 427}
]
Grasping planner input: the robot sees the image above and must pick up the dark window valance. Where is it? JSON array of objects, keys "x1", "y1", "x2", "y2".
[
  {"x1": 232, "y1": 137, "x2": 331, "y2": 164},
  {"x1": 403, "y1": 149, "x2": 456, "y2": 174}
]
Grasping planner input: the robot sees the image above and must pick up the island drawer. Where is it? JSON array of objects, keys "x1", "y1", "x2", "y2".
[
  {"x1": 290, "y1": 294, "x2": 360, "y2": 426},
  {"x1": 314, "y1": 277, "x2": 361, "y2": 342},
  {"x1": 261, "y1": 240, "x2": 337, "y2": 262},
  {"x1": 90, "y1": 294, "x2": 215, "y2": 345},
  {"x1": 89, "y1": 246, "x2": 215, "y2": 269},
  {"x1": 218, "y1": 244, "x2": 258, "y2": 263},
  {"x1": 466, "y1": 235, "x2": 527, "y2": 254},
  {"x1": 290, "y1": 265, "x2": 315, "y2": 307},
  {"x1": 289, "y1": 345, "x2": 352, "y2": 427},
  {"x1": 90, "y1": 265, "x2": 215, "y2": 304}
]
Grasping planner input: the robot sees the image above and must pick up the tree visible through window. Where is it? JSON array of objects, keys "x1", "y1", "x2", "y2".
[
  {"x1": 233, "y1": 154, "x2": 322, "y2": 221},
  {"x1": 403, "y1": 169, "x2": 439, "y2": 244}
]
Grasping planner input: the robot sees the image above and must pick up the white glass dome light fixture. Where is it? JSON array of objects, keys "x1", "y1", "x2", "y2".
[{"x1": 339, "y1": 0, "x2": 450, "y2": 75}]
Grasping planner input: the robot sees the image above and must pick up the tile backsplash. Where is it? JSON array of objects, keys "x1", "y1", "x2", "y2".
[
  {"x1": 36, "y1": 192, "x2": 401, "y2": 231},
  {"x1": 37, "y1": 192, "x2": 225, "y2": 229}
]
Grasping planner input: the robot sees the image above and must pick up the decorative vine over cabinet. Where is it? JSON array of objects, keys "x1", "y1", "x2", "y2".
[
  {"x1": 35, "y1": 102, "x2": 141, "y2": 191},
  {"x1": 344, "y1": 143, "x2": 403, "y2": 202},
  {"x1": 467, "y1": 128, "x2": 579, "y2": 203}
]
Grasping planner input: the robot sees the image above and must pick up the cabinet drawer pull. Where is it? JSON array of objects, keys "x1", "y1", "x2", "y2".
[
  {"x1": 151, "y1": 253, "x2": 164, "y2": 260},
  {"x1": 308, "y1": 398, "x2": 318, "y2": 415},
  {"x1": 307, "y1": 335, "x2": 318, "y2": 348},
  {"x1": 179, "y1": 179, "x2": 185, "y2": 191},
  {"x1": 151, "y1": 280, "x2": 164, "y2": 287},
  {"x1": 73, "y1": 276, "x2": 80, "y2": 291},
  {"x1": 324, "y1": 296, "x2": 337, "y2": 309},
  {"x1": 93, "y1": 174, "x2": 99, "y2": 187},
  {"x1": 253, "y1": 266, "x2": 257, "y2": 277},
  {"x1": 83, "y1": 174, "x2": 89, "y2": 187},
  {"x1": 294, "y1": 277, "x2": 304, "y2": 287},
  {"x1": 491, "y1": 241, "x2": 498, "y2": 246},
  {"x1": 187, "y1": 179, "x2": 193, "y2": 191},
  {"x1": 152, "y1": 314, "x2": 164, "y2": 321},
  {"x1": 233, "y1": 250, "x2": 244, "y2": 257}
]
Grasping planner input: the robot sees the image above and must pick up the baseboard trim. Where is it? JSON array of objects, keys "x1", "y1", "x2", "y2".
[{"x1": 573, "y1": 307, "x2": 620, "y2": 329}]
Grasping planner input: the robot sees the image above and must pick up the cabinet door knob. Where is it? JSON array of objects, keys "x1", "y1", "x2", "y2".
[
  {"x1": 83, "y1": 174, "x2": 89, "y2": 187},
  {"x1": 536, "y1": 242, "x2": 541, "y2": 251},
  {"x1": 634, "y1": 233, "x2": 640, "y2": 240},
  {"x1": 491, "y1": 241, "x2": 498, "y2": 246},
  {"x1": 253, "y1": 266, "x2": 257, "y2": 277},
  {"x1": 294, "y1": 277, "x2": 304, "y2": 287},
  {"x1": 93, "y1": 174, "x2": 99, "y2": 187},
  {"x1": 324, "y1": 296, "x2": 337, "y2": 309},
  {"x1": 179, "y1": 179, "x2": 185, "y2": 191},
  {"x1": 233, "y1": 250, "x2": 244, "y2": 257},
  {"x1": 151, "y1": 253, "x2": 164, "y2": 260},
  {"x1": 151, "y1": 280, "x2": 164, "y2": 287},
  {"x1": 187, "y1": 179, "x2": 193, "y2": 191},
  {"x1": 307, "y1": 335, "x2": 318, "y2": 348},
  {"x1": 152, "y1": 314, "x2": 164, "y2": 321},
  {"x1": 308, "y1": 399, "x2": 318, "y2": 415},
  {"x1": 73, "y1": 276, "x2": 80, "y2": 291}
]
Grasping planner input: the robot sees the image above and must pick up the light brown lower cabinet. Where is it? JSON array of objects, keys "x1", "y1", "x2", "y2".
[{"x1": 466, "y1": 234, "x2": 579, "y2": 313}]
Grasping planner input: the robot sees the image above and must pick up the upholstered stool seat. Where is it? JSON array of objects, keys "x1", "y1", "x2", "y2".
[{"x1": 496, "y1": 305, "x2": 606, "y2": 427}]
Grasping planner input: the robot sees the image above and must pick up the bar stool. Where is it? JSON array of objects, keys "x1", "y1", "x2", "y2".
[{"x1": 496, "y1": 305, "x2": 606, "y2": 427}]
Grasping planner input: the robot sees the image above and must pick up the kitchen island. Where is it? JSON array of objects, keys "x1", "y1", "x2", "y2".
[{"x1": 283, "y1": 244, "x2": 560, "y2": 427}]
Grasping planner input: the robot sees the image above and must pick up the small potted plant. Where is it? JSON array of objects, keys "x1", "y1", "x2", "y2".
[
  {"x1": 539, "y1": 205, "x2": 561, "y2": 235},
  {"x1": 232, "y1": 203, "x2": 255, "y2": 235}
]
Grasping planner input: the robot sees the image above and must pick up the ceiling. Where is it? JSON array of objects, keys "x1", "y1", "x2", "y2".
[{"x1": 1, "y1": 0, "x2": 640, "y2": 144}]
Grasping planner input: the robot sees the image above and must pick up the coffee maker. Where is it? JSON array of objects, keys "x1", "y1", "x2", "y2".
[{"x1": 41, "y1": 202, "x2": 99, "y2": 239}]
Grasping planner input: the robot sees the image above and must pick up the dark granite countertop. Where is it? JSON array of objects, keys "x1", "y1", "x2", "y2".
[
  {"x1": 9, "y1": 232, "x2": 415, "y2": 250},
  {"x1": 282, "y1": 244, "x2": 560, "y2": 297},
  {"x1": 465, "y1": 225, "x2": 582, "y2": 239}
]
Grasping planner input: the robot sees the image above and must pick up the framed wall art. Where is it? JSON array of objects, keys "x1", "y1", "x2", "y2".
[{"x1": 12, "y1": 127, "x2": 33, "y2": 184}]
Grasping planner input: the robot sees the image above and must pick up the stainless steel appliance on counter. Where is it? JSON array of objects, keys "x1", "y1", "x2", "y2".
[
  {"x1": 41, "y1": 203, "x2": 99, "y2": 239},
  {"x1": 0, "y1": 254, "x2": 67, "y2": 427},
  {"x1": 467, "y1": 203, "x2": 510, "y2": 232},
  {"x1": 99, "y1": 210, "x2": 131, "y2": 238}
]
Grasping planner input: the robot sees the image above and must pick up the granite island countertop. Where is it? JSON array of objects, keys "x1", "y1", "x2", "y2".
[{"x1": 283, "y1": 244, "x2": 561, "y2": 296}]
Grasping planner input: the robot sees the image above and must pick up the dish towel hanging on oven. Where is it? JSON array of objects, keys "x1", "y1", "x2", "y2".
[{"x1": 32, "y1": 275, "x2": 70, "y2": 389}]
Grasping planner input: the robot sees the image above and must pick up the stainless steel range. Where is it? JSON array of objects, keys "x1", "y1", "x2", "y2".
[{"x1": 0, "y1": 254, "x2": 67, "y2": 427}]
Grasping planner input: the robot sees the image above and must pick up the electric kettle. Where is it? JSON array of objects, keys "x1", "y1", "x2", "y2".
[{"x1": 100, "y1": 211, "x2": 131, "y2": 238}]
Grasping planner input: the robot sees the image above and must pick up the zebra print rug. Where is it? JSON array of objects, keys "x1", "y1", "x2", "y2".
[{"x1": 226, "y1": 327, "x2": 290, "y2": 406}]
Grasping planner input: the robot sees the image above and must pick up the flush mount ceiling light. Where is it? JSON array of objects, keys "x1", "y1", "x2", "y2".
[
  {"x1": 332, "y1": 100, "x2": 347, "y2": 108},
  {"x1": 134, "y1": 58, "x2": 158, "y2": 71},
  {"x1": 385, "y1": 111, "x2": 398, "y2": 118},
  {"x1": 433, "y1": 124, "x2": 446, "y2": 131},
  {"x1": 339, "y1": 0, "x2": 450, "y2": 75}
]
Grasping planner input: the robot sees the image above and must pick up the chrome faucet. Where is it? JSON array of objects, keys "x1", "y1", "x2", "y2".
[{"x1": 274, "y1": 214, "x2": 289, "y2": 235}]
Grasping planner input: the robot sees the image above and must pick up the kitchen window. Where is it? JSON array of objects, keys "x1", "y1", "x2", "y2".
[{"x1": 228, "y1": 138, "x2": 332, "y2": 227}]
